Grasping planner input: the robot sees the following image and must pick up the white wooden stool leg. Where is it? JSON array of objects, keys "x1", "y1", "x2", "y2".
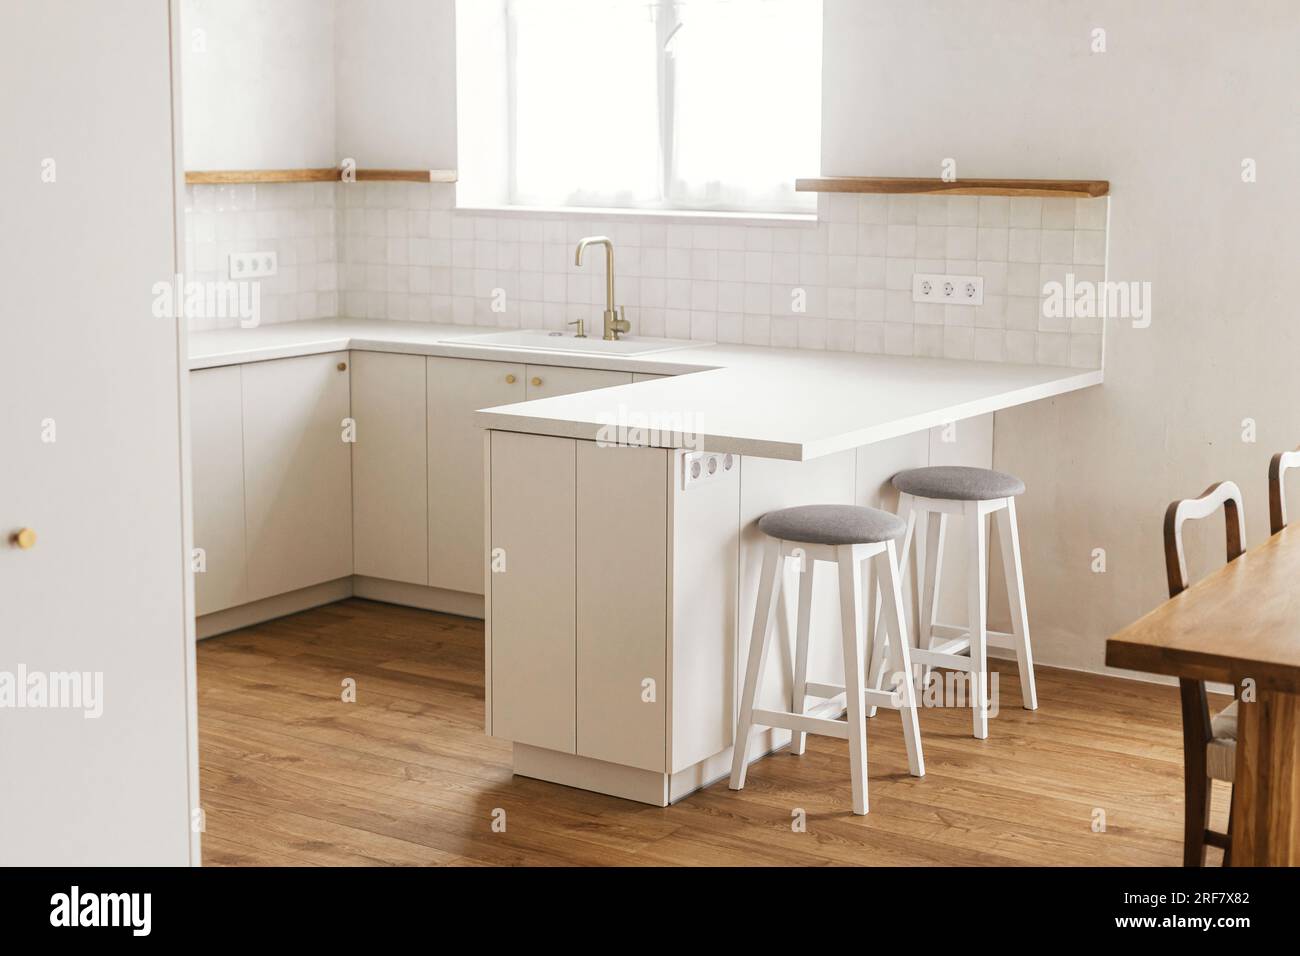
[
  {"x1": 730, "y1": 539, "x2": 783, "y2": 790},
  {"x1": 864, "y1": 550, "x2": 884, "y2": 719},
  {"x1": 894, "y1": 494, "x2": 917, "y2": 640},
  {"x1": 789, "y1": 556, "x2": 816, "y2": 755},
  {"x1": 965, "y1": 501, "x2": 989, "y2": 739},
  {"x1": 996, "y1": 497, "x2": 1037, "y2": 710},
  {"x1": 837, "y1": 546, "x2": 870, "y2": 815},
  {"x1": 875, "y1": 540, "x2": 925, "y2": 777},
  {"x1": 917, "y1": 510, "x2": 946, "y2": 692},
  {"x1": 868, "y1": 497, "x2": 912, "y2": 715}
]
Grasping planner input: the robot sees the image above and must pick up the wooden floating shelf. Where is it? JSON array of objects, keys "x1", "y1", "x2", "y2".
[
  {"x1": 796, "y1": 176, "x2": 1109, "y2": 199},
  {"x1": 355, "y1": 168, "x2": 458, "y2": 183},
  {"x1": 185, "y1": 168, "x2": 458, "y2": 185}
]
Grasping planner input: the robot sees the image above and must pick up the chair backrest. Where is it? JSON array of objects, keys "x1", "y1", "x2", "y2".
[
  {"x1": 1163, "y1": 480, "x2": 1246, "y2": 599},
  {"x1": 1268, "y1": 447, "x2": 1300, "y2": 535}
]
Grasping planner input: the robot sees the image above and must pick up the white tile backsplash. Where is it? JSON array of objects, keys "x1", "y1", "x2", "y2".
[
  {"x1": 183, "y1": 182, "x2": 338, "y2": 331},
  {"x1": 184, "y1": 181, "x2": 1107, "y2": 368}
]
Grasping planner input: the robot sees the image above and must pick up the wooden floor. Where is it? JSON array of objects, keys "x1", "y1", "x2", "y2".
[{"x1": 197, "y1": 598, "x2": 1229, "y2": 866}]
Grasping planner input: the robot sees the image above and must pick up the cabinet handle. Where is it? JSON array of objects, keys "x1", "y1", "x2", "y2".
[
  {"x1": 337, "y1": 361, "x2": 347, "y2": 372},
  {"x1": 505, "y1": 374, "x2": 516, "y2": 384},
  {"x1": 530, "y1": 376, "x2": 543, "y2": 387},
  {"x1": 10, "y1": 528, "x2": 36, "y2": 550}
]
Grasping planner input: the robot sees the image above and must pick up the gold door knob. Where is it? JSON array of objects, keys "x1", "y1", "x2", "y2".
[
  {"x1": 11, "y1": 528, "x2": 36, "y2": 550},
  {"x1": 530, "y1": 376, "x2": 543, "y2": 387},
  {"x1": 337, "y1": 361, "x2": 348, "y2": 371},
  {"x1": 505, "y1": 374, "x2": 516, "y2": 384}
]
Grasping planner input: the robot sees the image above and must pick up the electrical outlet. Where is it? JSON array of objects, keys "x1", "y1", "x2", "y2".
[
  {"x1": 229, "y1": 251, "x2": 277, "y2": 279},
  {"x1": 681, "y1": 451, "x2": 736, "y2": 490},
  {"x1": 912, "y1": 272, "x2": 983, "y2": 306}
]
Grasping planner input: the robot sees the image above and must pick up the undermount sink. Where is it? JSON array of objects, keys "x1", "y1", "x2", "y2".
[{"x1": 440, "y1": 329, "x2": 708, "y2": 356}]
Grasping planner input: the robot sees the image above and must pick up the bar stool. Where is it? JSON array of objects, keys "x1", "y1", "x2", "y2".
[
  {"x1": 873, "y1": 466, "x2": 1038, "y2": 740},
  {"x1": 729, "y1": 504, "x2": 925, "y2": 815}
]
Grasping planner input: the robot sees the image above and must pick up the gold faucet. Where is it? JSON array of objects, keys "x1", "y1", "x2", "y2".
[{"x1": 575, "y1": 236, "x2": 631, "y2": 341}]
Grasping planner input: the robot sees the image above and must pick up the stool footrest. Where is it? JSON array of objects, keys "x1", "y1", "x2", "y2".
[
  {"x1": 930, "y1": 623, "x2": 1017, "y2": 651},
  {"x1": 752, "y1": 707, "x2": 851, "y2": 741},
  {"x1": 805, "y1": 681, "x2": 901, "y2": 710},
  {"x1": 911, "y1": 648, "x2": 974, "y2": 672},
  {"x1": 930, "y1": 636, "x2": 970, "y2": 656}
]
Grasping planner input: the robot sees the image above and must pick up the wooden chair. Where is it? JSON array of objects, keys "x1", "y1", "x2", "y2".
[
  {"x1": 1268, "y1": 447, "x2": 1300, "y2": 534},
  {"x1": 1163, "y1": 480, "x2": 1244, "y2": 866}
]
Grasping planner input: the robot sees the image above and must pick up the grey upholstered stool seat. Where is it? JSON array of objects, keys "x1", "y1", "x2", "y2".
[
  {"x1": 891, "y1": 465, "x2": 1025, "y2": 502},
  {"x1": 757, "y1": 503, "x2": 906, "y2": 546}
]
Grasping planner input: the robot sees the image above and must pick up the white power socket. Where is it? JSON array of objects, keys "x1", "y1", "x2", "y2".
[
  {"x1": 912, "y1": 272, "x2": 983, "y2": 306},
  {"x1": 229, "y1": 251, "x2": 277, "y2": 279},
  {"x1": 681, "y1": 451, "x2": 736, "y2": 490}
]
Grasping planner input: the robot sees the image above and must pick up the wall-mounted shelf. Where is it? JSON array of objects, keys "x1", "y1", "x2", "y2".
[
  {"x1": 185, "y1": 168, "x2": 458, "y2": 185},
  {"x1": 355, "y1": 169, "x2": 458, "y2": 183},
  {"x1": 795, "y1": 176, "x2": 1109, "y2": 199}
]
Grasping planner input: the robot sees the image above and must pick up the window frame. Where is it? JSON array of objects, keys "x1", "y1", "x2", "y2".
[{"x1": 499, "y1": 0, "x2": 819, "y2": 217}]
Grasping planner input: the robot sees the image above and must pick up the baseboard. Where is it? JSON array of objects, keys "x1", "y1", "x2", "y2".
[
  {"x1": 197, "y1": 576, "x2": 484, "y2": 638},
  {"x1": 513, "y1": 744, "x2": 670, "y2": 806},
  {"x1": 196, "y1": 578, "x2": 354, "y2": 639},
  {"x1": 352, "y1": 576, "x2": 484, "y2": 619},
  {"x1": 510, "y1": 728, "x2": 792, "y2": 808}
]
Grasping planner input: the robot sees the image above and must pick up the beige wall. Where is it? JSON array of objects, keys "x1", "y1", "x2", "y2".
[{"x1": 822, "y1": 0, "x2": 1300, "y2": 671}]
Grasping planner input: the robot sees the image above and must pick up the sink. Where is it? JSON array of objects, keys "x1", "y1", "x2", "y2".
[{"x1": 439, "y1": 329, "x2": 708, "y2": 356}]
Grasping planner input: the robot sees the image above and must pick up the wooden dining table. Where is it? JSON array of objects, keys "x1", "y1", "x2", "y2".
[{"x1": 1107, "y1": 525, "x2": 1300, "y2": 865}]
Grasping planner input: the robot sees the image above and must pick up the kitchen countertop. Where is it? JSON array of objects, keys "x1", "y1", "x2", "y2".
[{"x1": 188, "y1": 317, "x2": 1103, "y2": 461}]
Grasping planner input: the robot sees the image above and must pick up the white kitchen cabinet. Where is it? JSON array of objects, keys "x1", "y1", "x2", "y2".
[
  {"x1": 427, "y1": 356, "x2": 526, "y2": 595},
  {"x1": 241, "y1": 352, "x2": 354, "y2": 601},
  {"x1": 488, "y1": 431, "x2": 576, "y2": 752},
  {"x1": 189, "y1": 366, "x2": 249, "y2": 615},
  {"x1": 526, "y1": 364, "x2": 633, "y2": 400},
  {"x1": 352, "y1": 352, "x2": 428, "y2": 585},
  {"x1": 428, "y1": 358, "x2": 631, "y2": 597},
  {"x1": 191, "y1": 351, "x2": 639, "y2": 625},
  {"x1": 576, "y1": 442, "x2": 668, "y2": 772},
  {"x1": 486, "y1": 434, "x2": 742, "y2": 791}
]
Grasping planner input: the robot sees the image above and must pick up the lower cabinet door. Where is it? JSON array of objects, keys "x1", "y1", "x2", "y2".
[
  {"x1": 575, "y1": 442, "x2": 668, "y2": 772},
  {"x1": 190, "y1": 366, "x2": 248, "y2": 615},
  {"x1": 488, "y1": 431, "x2": 576, "y2": 752},
  {"x1": 525, "y1": 365, "x2": 633, "y2": 400},
  {"x1": 241, "y1": 352, "x2": 354, "y2": 602},
  {"x1": 427, "y1": 357, "x2": 525, "y2": 595},
  {"x1": 351, "y1": 352, "x2": 428, "y2": 584}
]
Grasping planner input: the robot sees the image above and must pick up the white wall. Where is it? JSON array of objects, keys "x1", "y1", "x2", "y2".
[
  {"x1": 335, "y1": 0, "x2": 458, "y2": 169},
  {"x1": 821, "y1": 0, "x2": 1300, "y2": 670},
  {"x1": 182, "y1": 0, "x2": 336, "y2": 168}
]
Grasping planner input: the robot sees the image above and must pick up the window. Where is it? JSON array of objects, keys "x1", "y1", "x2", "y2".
[{"x1": 459, "y1": 0, "x2": 822, "y2": 215}]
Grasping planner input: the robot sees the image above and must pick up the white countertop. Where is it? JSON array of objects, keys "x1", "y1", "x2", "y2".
[
  {"x1": 188, "y1": 318, "x2": 1102, "y2": 461},
  {"x1": 188, "y1": 318, "x2": 722, "y2": 376}
]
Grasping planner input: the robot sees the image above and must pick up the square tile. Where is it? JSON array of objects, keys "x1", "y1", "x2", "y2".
[
  {"x1": 1008, "y1": 229, "x2": 1041, "y2": 263},
  {"x1": 978, "y1": 196, "x2": 1010, "y2": 227},
  {"x1": 1041, "y1": 198, "x2": 1076, "y2": 229},
  {"x1": 1040, "y1": 229, "x2": 1075, "y2": 264}
]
